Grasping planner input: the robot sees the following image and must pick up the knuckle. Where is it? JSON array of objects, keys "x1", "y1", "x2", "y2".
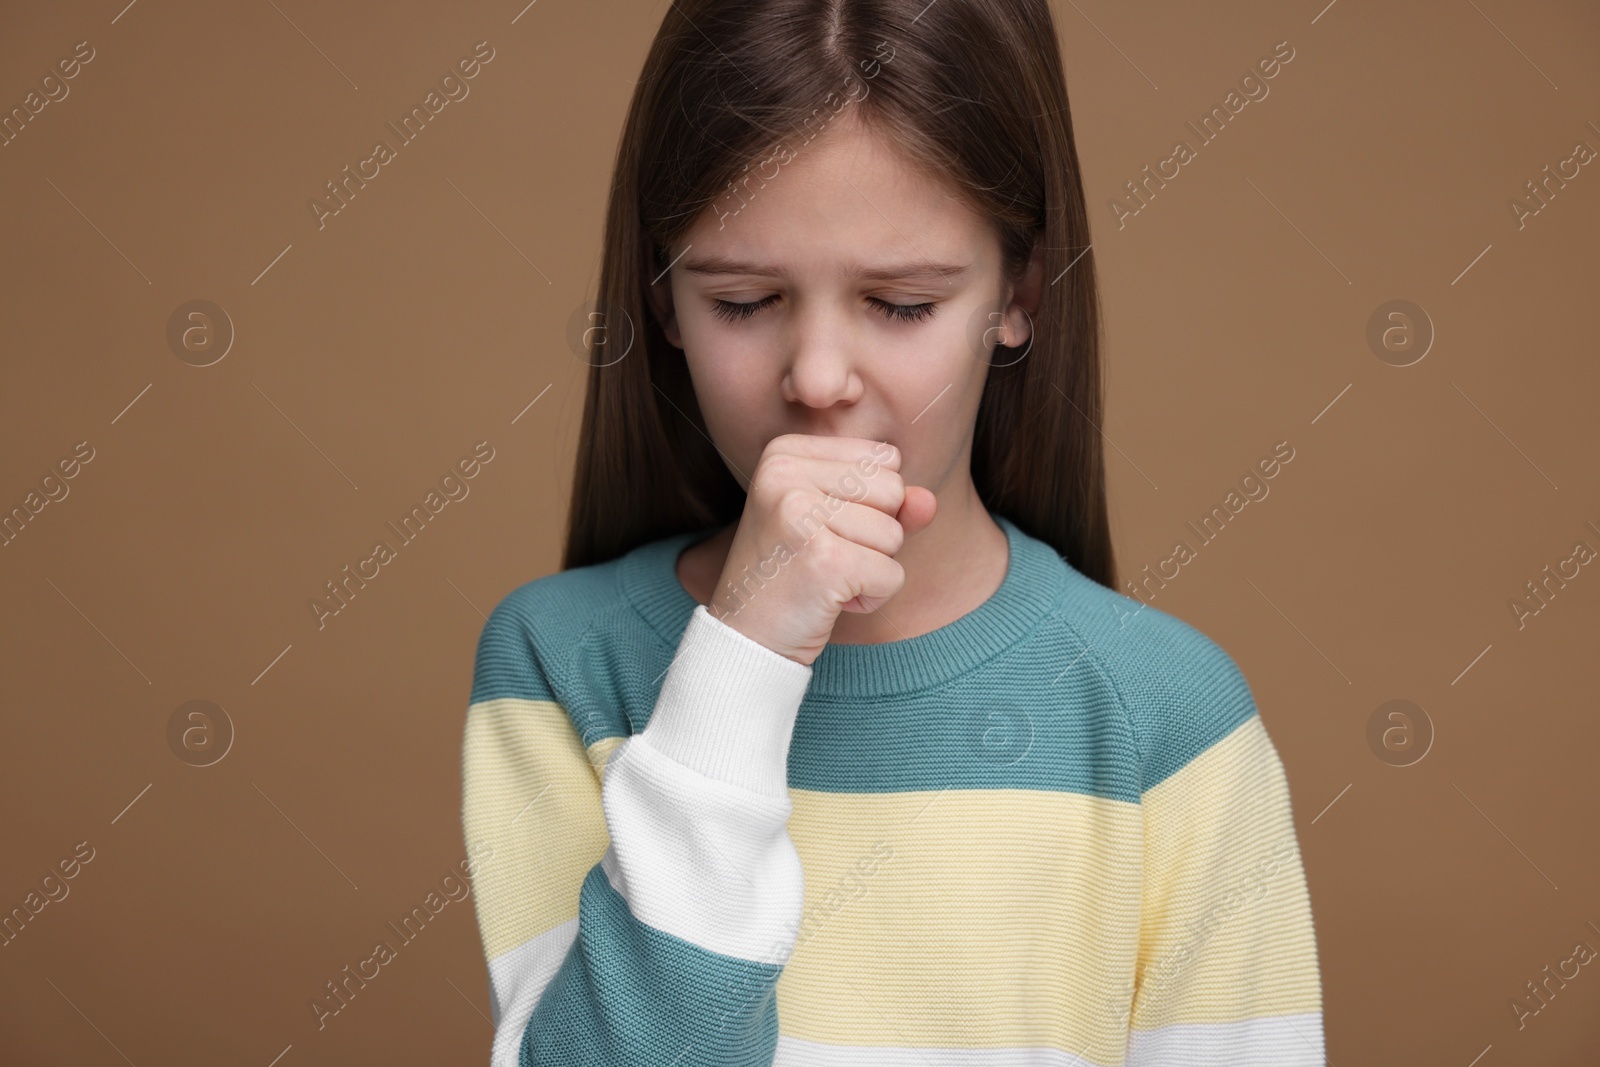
[
  {"x1": 878, "y1": 557, "x2": 906, "y2": 595},
  {"x1": 775, "y1": 491, "x2": 833, "y2": 542},
  {"x1": 808, "y1": 527, "x2": 846, "y2": 572},
  {"x1": 884, "y1": 518, "x2": 906, "y2": 557},
  {"x1": 760, "y1": 451, "x2": 799, "y2": 485},
  {"x1": 764, "y1": 433, "x2": 800, "y2": 460},
  {"x1": 773, "y1": 485, "x2": 811, "y2": 519}
]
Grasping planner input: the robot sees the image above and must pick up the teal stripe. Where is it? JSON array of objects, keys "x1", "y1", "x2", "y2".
[
  {"x1": 1048, "y1": 589, "x2": 1264, "y2": 793},
  {"x1": 1124, "y1": 639, "x2": 1258, "y2": 791},
  {"x1": 472, "y1": 519, "x2": 1262, "y2": 803},
  {"x1": 470, "y1": 595, "x2": 559, "y2": 706},
  {"x1": 522, "y1": 864, "x2": 783, "y2": 1066},
  {"x1": 786, "y1": 682, "x2": 1140, "y2": 801}
]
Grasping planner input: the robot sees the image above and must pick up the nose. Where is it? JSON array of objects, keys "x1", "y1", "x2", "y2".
[{"x1": 780, "y1": 307, "x2": 864, "y2": 408}]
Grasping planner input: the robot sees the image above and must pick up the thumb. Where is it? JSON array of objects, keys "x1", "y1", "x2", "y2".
[
  {"x1": 896, "y1": 486, "x2": 938, "y2": 540},
  {"x1": 840, "y1": 488, "x2": 940, "y2": 614}
]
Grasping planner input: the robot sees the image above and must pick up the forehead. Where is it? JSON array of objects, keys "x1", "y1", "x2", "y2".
[{"x1": 676, "y1": 115, "x2": 992, "y2": 278}]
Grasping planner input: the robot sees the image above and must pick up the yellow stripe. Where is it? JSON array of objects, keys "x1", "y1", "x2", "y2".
[
  {"x1": 461, "y1": 697, "x2": 615, "y2": 961},
  {"x1": 1131, "y1": 715, "x2": 1322, "y2": 1029},
  {"x1": 463, "y1": 698, "x2": 1319, "y2": 1050},
  {"x1": 775, "y1": 787, "x2": 1141, "y2": 1056}
]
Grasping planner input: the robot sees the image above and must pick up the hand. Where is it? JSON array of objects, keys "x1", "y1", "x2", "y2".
[{"x1": 707, "y1": 434, "x2": 938, "y2": 666}]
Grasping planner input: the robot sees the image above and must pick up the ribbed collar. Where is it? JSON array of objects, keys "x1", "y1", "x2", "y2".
[{"x1": 619, "y1": 512, "x2": 1065, "y2": 699}]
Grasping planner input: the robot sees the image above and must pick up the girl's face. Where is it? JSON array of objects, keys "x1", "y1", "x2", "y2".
[{"x1": 647, "y1": 113, "x2": 1042, "y2": 498}]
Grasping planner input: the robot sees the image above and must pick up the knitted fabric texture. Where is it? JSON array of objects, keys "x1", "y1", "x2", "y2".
[{"x1": 460, "y1": 513, "x2": 1324, "y2": 1066}]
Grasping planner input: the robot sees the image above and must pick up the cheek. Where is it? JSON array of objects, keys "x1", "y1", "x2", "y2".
[
  {"x1": 876, "y1": 330, "x2": 986, "y2": 459},
  {"x1": 877, "y1": 323, "x2": 984, "y2": 407},
  {"x1": 685, "y1": 341, "x2": 762, "y2": 408},
  {"x1": 683, "y1": 348, "x2": 774, "y2": 447}
]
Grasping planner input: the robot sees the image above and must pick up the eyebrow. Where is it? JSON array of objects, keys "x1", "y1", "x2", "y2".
[{"x1": 679, "y1": 255, "x2": 971, "y2": 283}]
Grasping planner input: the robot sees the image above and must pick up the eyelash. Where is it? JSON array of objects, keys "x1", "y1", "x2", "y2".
[{"x1": 709, "y1": 295, "x2": 938, "y2": 324}]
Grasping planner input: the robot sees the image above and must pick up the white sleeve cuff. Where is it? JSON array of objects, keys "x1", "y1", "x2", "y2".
[
  {"x1": 600, "y1": 738, "x2": 805, "y2": 962},
  {"x1": 636, "y1": 604, "x2": 813, "y2": 799}
]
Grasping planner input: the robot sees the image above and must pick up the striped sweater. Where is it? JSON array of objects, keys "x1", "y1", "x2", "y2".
[{"x1": 460, "y1": 513, "x2": 1325, "y2": 1065}]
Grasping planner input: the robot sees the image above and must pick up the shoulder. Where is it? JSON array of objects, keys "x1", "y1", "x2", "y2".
[
  {"x1": 468, "y1": 555, "x2": 631, "y2": 706},
  {"x1": 468, "y1": 540, "x2": 683, "y2": 742},
  {"x1": 1051, "y1": 568, "x2": 1261, "y2": 794}
]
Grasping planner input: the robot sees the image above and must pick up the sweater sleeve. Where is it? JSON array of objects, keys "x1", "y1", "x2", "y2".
[
  {"x1": 1124, "y1": 690, "x2": 1325, "y2": 1064},
  {"x1": 461, "y1": 601, "x2": 813, "y2": 1067}
]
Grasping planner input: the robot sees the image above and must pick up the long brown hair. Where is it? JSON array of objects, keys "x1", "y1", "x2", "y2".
[{"x1": 561, "y1": 0, "x2": 1115, "y2": 589}]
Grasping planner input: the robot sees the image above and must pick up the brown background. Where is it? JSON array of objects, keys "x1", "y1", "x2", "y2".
[{"x1": 2, "y1": 0, "x2": 1597, "y2": 1063}]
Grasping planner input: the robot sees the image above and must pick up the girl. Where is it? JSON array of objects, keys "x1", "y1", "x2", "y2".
[{"x1": 461, "y1": 1, "x2": 1324, "y2": 1064}]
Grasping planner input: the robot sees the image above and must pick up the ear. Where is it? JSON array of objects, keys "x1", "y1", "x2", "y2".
[
  {"x1": 1000, "y1": 238, "x2": 1045, "y2": 347},
  {"x1": 642, "y1": 232, "x2": 683, "y2": 349}
]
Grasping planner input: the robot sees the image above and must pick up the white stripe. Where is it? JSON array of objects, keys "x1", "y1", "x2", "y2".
[
  {"x1": 600, "y1": 732, "x2": 806, "y2": 962},
  {"x1": 485, "y1": 917, "x2": 578, "y2": 1067},
  {"x1": 639, "y1": 604, "x2": 813, "y2": 798},
  {"x1": 775, "y1": 1034, "x2": 1120, "y2": 1065},
  {"x1": 1125, "y1": 1012, "x2": 1325, "y2": 1067}
]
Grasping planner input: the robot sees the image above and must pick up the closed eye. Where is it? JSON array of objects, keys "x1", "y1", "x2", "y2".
[
  {"x1": 709, "y1": 295, "x2": 779, "y2": 322},
  {"x1": 709, "y1": 296, "x2": 939, "y2": 324}
]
